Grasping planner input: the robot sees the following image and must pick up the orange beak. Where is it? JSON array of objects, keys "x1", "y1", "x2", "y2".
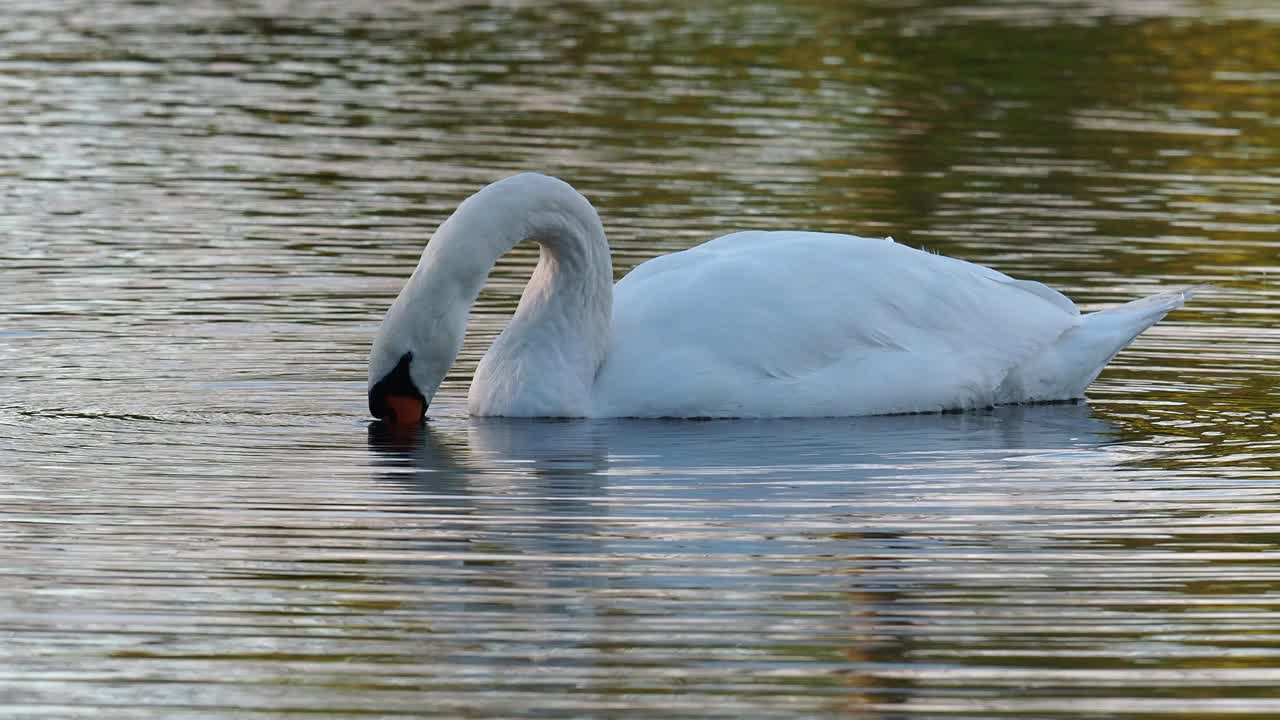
[{"x1": 385, "y1": 394, "x2": 425, "y2": 424}]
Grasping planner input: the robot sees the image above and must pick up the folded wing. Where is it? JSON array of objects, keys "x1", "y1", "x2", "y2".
[{"x1": 594, "y1": 231, "x2": 1082, "y2": 417}]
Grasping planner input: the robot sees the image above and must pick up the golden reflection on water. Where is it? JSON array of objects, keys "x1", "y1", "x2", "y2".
[{"x1": 1, "y1": 0, "x2": 1278, "y2": 718}]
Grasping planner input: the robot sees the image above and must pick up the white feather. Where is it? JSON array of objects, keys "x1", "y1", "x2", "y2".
[{"x1": 368, "y1": 173, "x2": 1191, "y2": 419}]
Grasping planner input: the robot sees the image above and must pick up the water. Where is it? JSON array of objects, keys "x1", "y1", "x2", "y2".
[{"x1": 2, "y1": 0, "x2": 1278, "y2": 717}]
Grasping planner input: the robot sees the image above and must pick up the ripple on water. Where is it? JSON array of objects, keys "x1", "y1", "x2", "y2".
[{"x1": 2, "y1": 0, "x2": 1279, "y2": 718}]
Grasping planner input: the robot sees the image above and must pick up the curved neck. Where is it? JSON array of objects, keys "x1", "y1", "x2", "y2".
[
  {"x1": 429, "y1": 175, "x2": 611, "y2": 306},
  {"x1": 416, "y1": 174, "x2": 613, "y2": 415}
]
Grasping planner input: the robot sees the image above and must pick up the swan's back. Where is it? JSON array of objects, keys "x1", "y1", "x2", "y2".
[{"x1": 593, "y1": 231, "x2": 1085, "y2": 418}]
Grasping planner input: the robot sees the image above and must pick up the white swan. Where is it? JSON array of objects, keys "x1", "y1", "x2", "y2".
[{"x1": 368, "y1": 173, "x2": 1192, "y2": 422}]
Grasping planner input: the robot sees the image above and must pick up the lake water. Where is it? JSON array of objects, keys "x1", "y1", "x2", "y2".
[{"x1": 2, "y1": 0, "x2": 1279, "y2": 717}]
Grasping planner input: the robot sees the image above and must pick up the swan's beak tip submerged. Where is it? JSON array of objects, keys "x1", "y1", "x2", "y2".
[
  {"x1": 382, "y1": 393, "x2": 425, "y2": 424},
  {"x1": 368, "y1": 351, "x2": 428, "y2": 425}
]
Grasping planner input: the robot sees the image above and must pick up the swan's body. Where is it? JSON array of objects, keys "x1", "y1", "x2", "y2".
[{"x1": 368, "y1": 173, "x2": 1191, "y2": 421}]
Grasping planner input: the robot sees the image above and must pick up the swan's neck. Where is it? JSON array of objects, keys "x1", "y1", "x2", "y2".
[{"x1": 419, "y1": 174, "x2": 613, "y2": 416}]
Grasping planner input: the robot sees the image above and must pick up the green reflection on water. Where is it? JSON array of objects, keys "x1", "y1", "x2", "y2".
[{"x1": 3, "y1": 1, "x2": 1279, "y2": 717}]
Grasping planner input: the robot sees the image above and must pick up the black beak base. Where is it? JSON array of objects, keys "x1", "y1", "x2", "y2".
[{"x1": 368, "y1": 351, "x2": 427, "y2": 422}]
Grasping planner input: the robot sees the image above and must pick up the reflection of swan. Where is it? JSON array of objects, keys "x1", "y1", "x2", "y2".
[
  {"x1": 368, "y1": 403, "x2": 1120, "y2": 505},
  {"x1": 361, "y1": 405, "x2": 1124, "y2": 702},
  {"x1": 364, "y1": 404, "x2": 1125, "y2": 612},
  {"x1": 368, "y1": 173, "x2": 1192, "y2": 421}
]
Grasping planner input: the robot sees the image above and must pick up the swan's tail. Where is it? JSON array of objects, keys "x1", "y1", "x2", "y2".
[
  {"x1": 1082, "y1": 286, "x2": 1198, "y2": 340},
  {"x1": 998, "y1": 286, "x2": 1199, "y2": 403}
]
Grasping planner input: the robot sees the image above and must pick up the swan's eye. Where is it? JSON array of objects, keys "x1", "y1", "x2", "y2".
[{"x1": 369, "y1": 352, "x2": 426, "y2": 423}]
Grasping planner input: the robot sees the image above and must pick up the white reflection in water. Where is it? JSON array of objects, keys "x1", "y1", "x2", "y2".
[
  {"x1": 364, "y1": 404, "x2": 1125, "y2": 568},
  {"x1": 371, "y1": 402, "x2": 1117, "y2": 497},
  {"x1": 3, "y1": 0, "x2": 1279, "y2": 716}
]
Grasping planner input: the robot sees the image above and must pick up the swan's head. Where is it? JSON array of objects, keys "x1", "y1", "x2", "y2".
[
  {"x1": 367, "y1": 350, "x2": 427, "y2": 424},
  {"x1": 368, "y1": 269, "x2": 469, "y2": 424}
]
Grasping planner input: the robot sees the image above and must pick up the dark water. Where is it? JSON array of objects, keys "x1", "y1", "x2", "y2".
[{"x1": 2, "y1": 1, "x2": 1279, "y2": 717}]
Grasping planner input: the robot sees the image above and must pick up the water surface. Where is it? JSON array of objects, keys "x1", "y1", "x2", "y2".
[{"x1": 2, "y1": 1, "x2": 1279, "y2": 717}]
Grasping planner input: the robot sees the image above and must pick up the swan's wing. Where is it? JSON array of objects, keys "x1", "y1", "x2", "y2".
[{"x1": 594, "y1": 231, "x2": 1081, "y2": 417}]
